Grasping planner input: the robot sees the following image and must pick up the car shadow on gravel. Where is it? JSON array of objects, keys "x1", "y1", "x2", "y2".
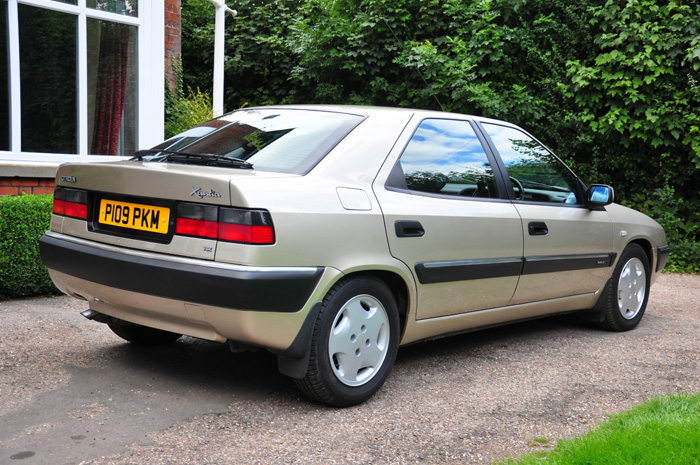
[
  {"x1": 395, "y1": 313, "x2": 597, "y2": 367},
  {"x1": 89, "y1": 335, "x2": 289, "y2": 398},
  {"x1": 87, "y1": 313, "x2": 601, "y2": 404}
]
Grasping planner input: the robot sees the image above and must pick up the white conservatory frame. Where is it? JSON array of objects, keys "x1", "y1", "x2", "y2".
[{"x1": 0, "y1": 0, "x2": 165, "y2": 176}]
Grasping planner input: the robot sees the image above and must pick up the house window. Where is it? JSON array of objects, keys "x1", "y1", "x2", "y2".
[
  {"x1": 88, "y1": 0, "x2": 138, "y2": 17},
  {"x1": 0, "y1": 0, "x2": 164, "y2": 164},
  {"x1": 0, "y1": 2, "x2": 9, "y2": 152},
  {"x1": 87, "y1": 18, "x2": 138, "y2": 155},
  {"x1": 19, "y1": 4, "x2": 78, "y2": 154}
]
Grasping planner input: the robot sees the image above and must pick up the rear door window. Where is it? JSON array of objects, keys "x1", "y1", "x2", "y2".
[{"x1": 390, "y1": 119, "x2": 500, "y2": 199}]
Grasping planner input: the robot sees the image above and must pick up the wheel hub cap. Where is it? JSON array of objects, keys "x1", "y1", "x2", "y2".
[
  {"x1": 617, "y1": 257, "x2": 646, "y2": 320},
  {"x1": 328, "y1": 295, "x2": 389, "y2": 387}
]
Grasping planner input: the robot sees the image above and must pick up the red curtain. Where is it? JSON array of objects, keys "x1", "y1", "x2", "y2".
[{"x1": 90, "y1": 23, "x2": 129, "y2": 155}]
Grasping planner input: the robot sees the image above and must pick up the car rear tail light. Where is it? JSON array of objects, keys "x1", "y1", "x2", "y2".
[
  {"x1": 176, "y1": 203, "x2": 219, "y2": 239},
  {"x1": 53, "y1": 187, "x2": 88, "y2": 220},
  {"x1": 219, "y1": 208, "x2": 275, "y2": 244},
  {"x1": 175, "y1": 203, "x2": 275, "y2": 245}
]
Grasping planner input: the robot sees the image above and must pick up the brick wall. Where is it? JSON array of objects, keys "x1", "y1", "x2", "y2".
[
  {"x1": 165, "y1": 0, "x2": 182, "y2": 95},
  {"x1": 0, "y1": 177, "x2": 55, "y2": 196}
]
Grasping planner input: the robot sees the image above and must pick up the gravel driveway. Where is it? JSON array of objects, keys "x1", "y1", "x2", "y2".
[{"x1": 1, "y1": 273, "x2": 699, "y2": 464}]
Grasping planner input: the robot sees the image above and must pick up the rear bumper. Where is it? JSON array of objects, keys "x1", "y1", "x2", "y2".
[
  {"x1": 40, "y1": 231, "x2": 323, "y2": 313},
  {"x1": 39, "y1": 231, "x2": 332, "y2": 351}
]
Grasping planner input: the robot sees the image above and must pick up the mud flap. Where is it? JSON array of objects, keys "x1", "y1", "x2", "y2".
[{"x1": 274, "y1": 302, "x2": 322, "y2": 379}]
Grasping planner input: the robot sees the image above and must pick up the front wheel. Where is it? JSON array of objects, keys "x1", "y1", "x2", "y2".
[
  {"x1": 599, "y1": 243, "x2": 650, "y2": 331},
  {"x1": 295, "y1": 277, "x2": 400, "y2": 407}
]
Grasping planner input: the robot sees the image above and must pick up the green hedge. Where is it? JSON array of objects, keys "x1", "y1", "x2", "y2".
[{"x1": 0, "y1": 194, "x2": 60, "y2": 300}]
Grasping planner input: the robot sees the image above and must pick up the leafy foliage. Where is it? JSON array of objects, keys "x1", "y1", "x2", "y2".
[
  {"x1": 405, "y1": 171, "x2": 448, "y2": 193},
  {"x1": 0, "y1": 195, "x2": 60, "y2": 300},
  {"x1": 181, "y1": 0, "x2": 304, "y2": 110},
  {"x1": 623, "y1": 187, "x2": 700, "y2": 274},
  {"x1": 164, "y1": 55, "x2": 213, "y2": 139},
  {"x1": 567, "y1": 0, "x2": 700, "y2": 163}
]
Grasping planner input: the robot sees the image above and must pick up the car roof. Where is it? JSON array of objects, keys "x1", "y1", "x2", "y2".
[{"x1": 241, "y1": 104, "x2": 518, "y2": 128}]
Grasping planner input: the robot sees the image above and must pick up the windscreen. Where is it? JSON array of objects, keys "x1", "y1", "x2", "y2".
[{"x1": 150, "y1": 108, "x2": 364, "y2": 174}]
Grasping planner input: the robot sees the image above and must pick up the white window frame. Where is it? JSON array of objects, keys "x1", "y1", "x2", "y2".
[{"x1": 0, "y1": 0, "x2": 164, "y2": 166}]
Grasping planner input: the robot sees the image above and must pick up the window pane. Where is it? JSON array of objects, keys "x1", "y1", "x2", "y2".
[
  {"x1": 19, "y1": 5, "x2": 77, "y2": 154},
  {"x1": 483, "y1": 123, "x2": 580, "y2": 204},
  {"x1": 396, "y1": 119, "x2": 499, "y2": 198},
  {"x1": 87, "y1": 0, "x2": 138, "y2": 18},
  {"x1": 0, "y1": 3, "x2": 9, "y2": 151},
  {"x1": 52, "y1": 0, "x2": 78, "y2": 5},
  {"x1": 149, "y1": 109, "x2": 363, "y2": 174},
  {"x1": 87, "y1": 19, "x2": 138, "y2": 156}
]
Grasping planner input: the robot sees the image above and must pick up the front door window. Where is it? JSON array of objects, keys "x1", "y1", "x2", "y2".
[{"x1": 482, "y1": 124, "x2": 581, "y2": 204}]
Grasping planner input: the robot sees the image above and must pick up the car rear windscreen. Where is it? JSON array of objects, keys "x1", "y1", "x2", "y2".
[{"x1": 150, "y1": 108, "x2": 365, "y2": 174}]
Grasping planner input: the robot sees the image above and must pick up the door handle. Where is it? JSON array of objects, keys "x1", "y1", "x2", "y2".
[
  {"x1": 528, "y1": 221, "x2": 548, "y2": 236},
  {"x1": 395, "y1": 220, "x2": 425, "y2": 238}
]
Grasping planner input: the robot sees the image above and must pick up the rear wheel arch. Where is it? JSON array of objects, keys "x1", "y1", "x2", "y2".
[
  {"x1": 336, "y1": 270, "x2": 410, "y2": 338},
  {"x1": 276, "y1": 269, "x2": 410, "y2": 383}
]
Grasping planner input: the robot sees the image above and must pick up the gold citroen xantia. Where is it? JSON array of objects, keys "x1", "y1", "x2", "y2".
[{"x1": 40, "y1": 106, "x2": 669, "y2": 406}]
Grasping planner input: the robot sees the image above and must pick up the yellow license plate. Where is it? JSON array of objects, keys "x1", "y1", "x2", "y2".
[{"x1": 99, "y1": 199, "x2": 170, "y2": 234}]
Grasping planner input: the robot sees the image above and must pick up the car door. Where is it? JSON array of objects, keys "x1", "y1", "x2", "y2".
[
  {"x1": 373, "y1": 117, "x2": 524, "y2": 320},
  {"x1": 478, "y1": 122, "x2": 614, "y2": 304}
]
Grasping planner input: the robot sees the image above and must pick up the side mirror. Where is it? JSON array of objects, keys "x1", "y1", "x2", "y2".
[{"x1": 586, "y1": 184, "x2": 614, "y2": 207}]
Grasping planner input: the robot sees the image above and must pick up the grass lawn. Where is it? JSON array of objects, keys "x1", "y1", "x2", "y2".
[{"x1": 496, "y1": 392, "x2": 700, "y2": 464}]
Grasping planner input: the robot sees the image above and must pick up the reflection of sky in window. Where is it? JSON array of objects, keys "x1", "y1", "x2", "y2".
[
  {"x1": 484, "y1": 123, "x2": 577, "y2": 194},
  {"x1": 401, "y1": 120, "x2": 491, "y2": 175},
  {"x1": 482, "y1": 124, "x2": 548, "y2": 166},
  {"x1": 221, "y1": 110, "x2": 296, "y2": 132}
]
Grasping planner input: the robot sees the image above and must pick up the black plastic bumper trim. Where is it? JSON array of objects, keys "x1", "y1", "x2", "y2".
[
  {"x1": 39, "y1": 233, "x2": 323, "y2": 313},
  {"x1": 415, "y1": 252, "x2": 617, "y2": 285},
  {"x1": 522, "y1": 253, "x2": 617, "y2": 275},
  {"x1": 415, "y1": 258, "x2": 523, "y2": 284},
  {"x1": 657, "y1": 245, "x2": 670, "y2": 272}
]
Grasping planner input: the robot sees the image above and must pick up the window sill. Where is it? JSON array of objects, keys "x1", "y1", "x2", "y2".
[{"x1": 0, "y1": 161, "x2": 60, "y2": 179}]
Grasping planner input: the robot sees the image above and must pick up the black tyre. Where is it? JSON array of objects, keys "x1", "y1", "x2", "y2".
[
  {"x1": 295, "y1": 277, "x2": 400, "y2": 407},
  {"x1": 107, "y1": 318, "x2": 182, "y2": 345},
  {"x1": 599, "y1": 243, "x2": 650, "y2": 331}
]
